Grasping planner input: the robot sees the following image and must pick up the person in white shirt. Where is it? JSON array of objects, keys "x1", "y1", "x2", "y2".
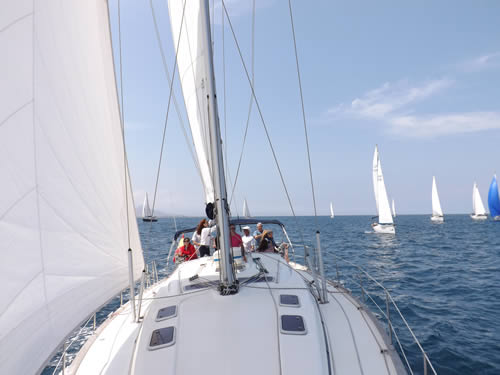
[
  {"x1": 242, "y1": 226, "x2": 256, "y2": 253},
  {"x1": 192, "y1": 219, "x2": 216, "y2": 257}
]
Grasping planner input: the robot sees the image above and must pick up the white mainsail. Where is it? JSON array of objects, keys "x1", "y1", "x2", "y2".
[
  {"x1": 243, "y1": 199, "x2": 251, "y2": 218},
  {"x1": 143, "y1": 193, "x2": 152, "y2": 217},
  {"x1": 167, "y1": 0, "x2": 215, "y2": 203},
  {"x1": 372, "y1": 146, "x2": 379, "y2": 212},
  {"x1": 473, "y1": 182, "x2": 486, "y2": 215},
  {"x1": 330, "y1": 201, "x2": 334, "y2": 218},
  {"x1": 0, "y1": 2, "x2": 144, "y2": 374},
  {"x1": 376, "y1": 159, "x2": 394, "y2": 224},
  {"x1": 392, "y1": 199, "x2": 396, "y2": 217},
  {"x1": 432, "y1": 176, "x2": 444, "y2": 217}
]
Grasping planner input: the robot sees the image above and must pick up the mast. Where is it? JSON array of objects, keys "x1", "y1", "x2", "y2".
[{"x1": 200, "y1": 0, "x2": 237, "y2": 293}]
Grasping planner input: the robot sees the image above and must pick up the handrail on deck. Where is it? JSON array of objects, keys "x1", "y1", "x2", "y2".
[
  {"x1": 51, "y1": 259, "x2": 160, "y2": 374},
  {"x1": 328, "y1": 255, "x2": 437, "y2": 375}
]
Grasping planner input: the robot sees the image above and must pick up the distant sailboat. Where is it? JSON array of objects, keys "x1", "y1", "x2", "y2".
[
  {"x1": 371, "y1": 146, "x2": 395, "y2": 234},
  {"x1": 392, "y1": 199, "x2": 396, "y2": 217},
  {"x1": 471, "y1": 182, "x2": 487, "y2": 220},
  {"x1": 242, "y1": 198, "x2": 251, "y2": 218},
  {"x1": 142, "y1": 193, "x2": 157, "y2": 222},
  {"x1": 330, "y1": 201, "x2": 334, "y2": 219},
  {"x1": 488, "y1": 175, "x2": 500, "y2": 221},
  {"x1": 431, "y1": 176, "x2": 444, "y2": 222}
]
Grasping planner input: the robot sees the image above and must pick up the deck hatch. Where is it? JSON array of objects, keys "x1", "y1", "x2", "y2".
[
  {"x1": 156, "y1": 306, "x2": 177, "y2": 321},
  {"x1": 280, "y1": 294, "x2": 300, "y2": 307},
  {"x1": 149, "y1": 327, "x2": 175, "y2": 350},
  {"x1": 280, "y1": 315, "x2": 307, "y2": 335}
]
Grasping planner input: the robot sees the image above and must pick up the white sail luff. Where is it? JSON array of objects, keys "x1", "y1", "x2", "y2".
[
  {"x1": 167, "y1": 0, "x2": 214, "y2": 203},
  {"x1": 376, "y1": 159, "x2": 394, "y2": 224},
  {"x1": 473, "y1": 182, "x2": 486, "y2": 215},
  {"x1": 0, "y1": 2, "x2": 143, "y2": 374},
  {"x1": 330, "y1": 202, "x2": 334, "y2": 218},
  {"x1": 392, "y1": 199, "x2": 396, "y2": 217},
  {"x1": 432, "y1": 176, "x2": 444, "y2": 216}
]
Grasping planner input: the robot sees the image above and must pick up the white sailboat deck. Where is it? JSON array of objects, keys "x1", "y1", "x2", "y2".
[{"x1": 71, "y1": 253, "x2": 405, "y2": 375}]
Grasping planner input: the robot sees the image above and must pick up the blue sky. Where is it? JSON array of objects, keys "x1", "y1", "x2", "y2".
[{"x1": 109, "y1": 0, "x2": 500, "y2": 216}]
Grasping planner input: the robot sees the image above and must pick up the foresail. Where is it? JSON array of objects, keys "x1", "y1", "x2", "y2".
[
  {"x1": 143, "y1": 193, "x2": 152, "y2": 217},
  {"x1": 372, "y1": 146, "x2": 379, "y2": 213},
  {"x1": 330, "y1": 202, "x2": 334, "y2": 218},
  {"x1": 473, "y1": 183, "x2": 486, "y2": 215},
  {"x1": 432, "y1": 177, "x2": 444, "y2": 216},
  {"x1": 472, "y1": 183, "x2": 477, "y2": 214},
  {"x1": 243, "y1": 199, "x2": 251, "y2": 218},
  {"x1": 167, "y1": 0, "x2": 215, "y2": 203},
  {"x1": 377, "y1": 160, "x2": 393, "y2": 224},
  {"x1": 488, "y1": 176, "x2": 500, "y2": 217},
  {"x1": 392, "y1": 199, "x2": 396, "y2": 217},
  {"x1": 0, "y1": 2, "x2": 143, "y2": 374}
]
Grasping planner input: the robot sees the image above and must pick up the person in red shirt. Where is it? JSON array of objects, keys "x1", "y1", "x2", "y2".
[
  {"x1": 230, "y1": 225, "x2": 247, "y2": 262},
  {"x1": 174, "y1": 237, "x2": 198, "y2": 263}
]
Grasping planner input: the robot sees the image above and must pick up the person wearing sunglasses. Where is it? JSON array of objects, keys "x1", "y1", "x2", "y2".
[{"x1": 174, "y1": 237, "x2": 198, "y2": 264}]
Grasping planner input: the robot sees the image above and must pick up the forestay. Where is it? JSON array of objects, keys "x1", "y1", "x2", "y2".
[
  {"x1": 0, "y1": 2, "x2": 143, "y2": 374},
  {"x1": 432, "y1": 176, "x2": 443, "y2": 216},
  {"x1": 167, "y1": 0, "x2": 215, "y2": 203}
]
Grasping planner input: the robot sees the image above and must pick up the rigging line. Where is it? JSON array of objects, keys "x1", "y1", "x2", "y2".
[
  {"x1": 149, "y1": 0, "x2": 203, "y2": 185},
  {"x1": 117, "y1": 0, "x2": 131, "y2": 249},
  {"x1": 150, "y1": 0, "x2": 188, "y2": 218},
  {"x1": 220, "y1": 2, "x2": 239, "y2": 218},
  {"x1": 221, "y1": 1, "x2": 307, "y2": 246},
  {"x1": 228, "y1": 0, "x2": 255, "y2": 206},
  {"x1": 287, "y1": 0, "x2": 318, "y2": 222}
]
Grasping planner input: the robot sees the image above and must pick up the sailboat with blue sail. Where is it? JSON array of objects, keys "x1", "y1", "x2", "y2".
[{"x1": 488, "y1": 175, "x2": 500, "y2": 221}]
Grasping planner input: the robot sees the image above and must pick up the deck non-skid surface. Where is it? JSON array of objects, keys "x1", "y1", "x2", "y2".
[{"x1": 73, "y1": 253, "x2": 404, "y2": 374}]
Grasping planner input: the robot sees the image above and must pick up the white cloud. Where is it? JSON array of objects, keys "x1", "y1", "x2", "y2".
[
  {"x1": 326, "y1": 77, "x2": 500, "y2": 138},
  {"x1": 458, "y1": 52, "x2": 500, "y2": 72},
  {"x1": 389, "y1": 112, "x2": 500, "y2": 138},
  {"x1": 338, "y1": 78, "x2": 453, "y2": 118}
]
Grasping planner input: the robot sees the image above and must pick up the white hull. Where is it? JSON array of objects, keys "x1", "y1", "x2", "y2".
[
  {"x1": 372, "y1": 223, "x2": 396, "y2": 234},
  {"x1": 70, "y1": 253, "x2": 406, "y2": 375},
  {"x1": 430, "y1": 215, "x2": 444, "y2": 223},
  {"x1": 470, "y1": 214, "x2": 487, "y2": 220}
]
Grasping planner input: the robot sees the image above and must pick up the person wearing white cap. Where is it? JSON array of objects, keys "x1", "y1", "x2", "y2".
[{"x1": 242, "y1": 226, "x2": 256, "y2": 253}]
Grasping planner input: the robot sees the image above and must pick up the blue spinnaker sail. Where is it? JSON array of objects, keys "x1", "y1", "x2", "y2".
[{"x1": 488, "y1": 176, "x2": 500, "y2": 218}]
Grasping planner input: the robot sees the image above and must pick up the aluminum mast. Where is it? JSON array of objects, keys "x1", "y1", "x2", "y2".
[{"x1": 200, "y1": 0, "x2": 237, "y2": 294}]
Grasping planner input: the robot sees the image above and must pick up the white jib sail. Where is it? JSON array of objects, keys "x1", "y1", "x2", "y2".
[
  {"x1": 377, "y1": 160, "x2": 394, "y2": 224},
  {"x1": 392, "y1": 199, "x2": 396, "y2": 217},
  {"x1": 372, "y1": 146, "x2": 379, "y2": 212},
  {"x1": 330, "y1": 202, "x2": 334, "y2": 218},
  {"x1": 243, "y1": 199, "x2": 251, "y2": 218},
  {"x1": 143, "y1": 193, "x2": 152, "y2": 217},
  {"x1": 473, "y1": 182, "x2": 486, "y2": 215},
  {"x1": 432, "y1": 176, "x2": 444, "y2": 216},
  {"x1": 167, "y1": 0, "x2": 215, "y2": 203},
  {"x1": 0, "y1": 2, "x2": 144, "y2": 374}
]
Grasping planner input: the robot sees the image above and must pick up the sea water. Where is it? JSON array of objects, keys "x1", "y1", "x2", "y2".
[{"x1": 43, "y1": 215, "x2": 500, "y2": 375}]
